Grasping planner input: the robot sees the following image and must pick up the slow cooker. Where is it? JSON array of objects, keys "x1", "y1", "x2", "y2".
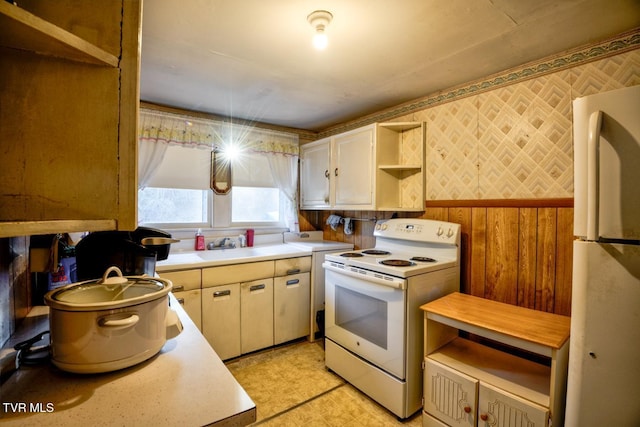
[{"x1": 44, "y1": 266, "x2": 183, "y2": 374}]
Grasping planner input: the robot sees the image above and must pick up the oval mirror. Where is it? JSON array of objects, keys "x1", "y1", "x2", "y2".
[{"x1": 211, "y1": 149, "x2": 232, "y2": 194}]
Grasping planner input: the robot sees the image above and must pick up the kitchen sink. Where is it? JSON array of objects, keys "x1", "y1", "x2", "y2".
[{"x1": 195, "y1": 245, "x2": 290, "y2": 262}]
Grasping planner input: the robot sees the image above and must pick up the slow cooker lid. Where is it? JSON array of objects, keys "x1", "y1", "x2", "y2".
[{"x1": 48, "y1": 266, "x2": 169, "y2": 307}]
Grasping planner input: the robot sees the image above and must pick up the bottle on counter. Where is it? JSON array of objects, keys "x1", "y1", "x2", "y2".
[
  {"x1": 195, "y1": 229, "x2": 205, "y2": 251},
  {"x1": 246, "y1": 229, "x2": 254, "y2": 247}
]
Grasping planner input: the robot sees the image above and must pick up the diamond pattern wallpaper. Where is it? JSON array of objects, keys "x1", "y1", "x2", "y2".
[{"x1": 402, "y1": 47, "x2": 640, "y2": 200}]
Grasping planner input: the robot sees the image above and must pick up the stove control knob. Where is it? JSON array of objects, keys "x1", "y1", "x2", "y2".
[
  {"x1": 437, "y1": 227, "x2": 444, "y2": 236},
  {"x1": 375, "y1": 224, "x2": 380, "y2": 231},
  {"x1": 447, "y1": 228, "x2": 454, "y2": 238}
]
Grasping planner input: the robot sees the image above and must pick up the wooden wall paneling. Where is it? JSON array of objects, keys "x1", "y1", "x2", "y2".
[
  {"x1": 536, "y1": 208, "x2": 558, "y2": 312},
  {"x1": 298, "y1": 211, "x2": 317, "y2": 232},
  {"x1": 485, "y1": 208, "x2": 519, "y2": 304},
  {"x1": 360, "y1": 211, "x2": 377, "y2": 250},
  {"x1": 448, "y1": 207, "x2": 472, "y2": 294},
  {"x1": 554, "y1": 207, "x2": 574, "y2": 315},
  {"x1": 321, "y1": 211, "x2": 332, "y2": 241},
  {"x1": 470, "y1": 208, "x2": 487, "y2": 297},
  {"x1": 423, "y1": 208, "x2": 449, "y2": 221},
  {"x1": 343, "y1": 210, "x2": 355, "y2": 247},
  {"x1": 300, "y1": 201, "x2": 574, "y2": 316},
  {"x1": 518, "y1": 208, "x2": 538, "y2": 309}
]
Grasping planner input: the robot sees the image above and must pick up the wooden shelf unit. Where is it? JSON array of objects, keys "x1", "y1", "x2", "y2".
[
  {"x1": 0, "y1": 1, "x2": 119, "y2": 66},
  {"x1": 0, "y1": 1, "x2": 141, "y2": 238},
  {"x1": 421, "y1": 292, "x2": 571, "y2": 427},
  {"x1": 375, "y1": 121, "x2": 425, "y2": 211}
]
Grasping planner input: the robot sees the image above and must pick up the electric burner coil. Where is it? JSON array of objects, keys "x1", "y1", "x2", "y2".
[{"x1": 379, "y1": 259, "x2": 415, "y2": 267}]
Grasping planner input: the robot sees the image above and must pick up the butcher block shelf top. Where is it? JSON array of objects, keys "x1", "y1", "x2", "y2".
[{"x1": 421, "y1": 292, "x2": 571, "y2": 351}]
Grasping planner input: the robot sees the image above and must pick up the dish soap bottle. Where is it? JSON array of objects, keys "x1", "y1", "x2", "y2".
[{"x1": 195, "y1": 229, "x2": 205, "y2": 251}]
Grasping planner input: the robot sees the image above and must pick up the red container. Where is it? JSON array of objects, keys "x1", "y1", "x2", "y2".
[
  {"x1": 246, "y1": 229, "x2": 254, "y2": 247},
  {"x1": 195, "y1": 230, "x2": 205, "y2": 251}
]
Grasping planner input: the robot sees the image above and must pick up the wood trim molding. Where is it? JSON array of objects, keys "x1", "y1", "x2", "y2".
[{"x1": 425, "y1": 198, "x2": 574, "y2": 208}]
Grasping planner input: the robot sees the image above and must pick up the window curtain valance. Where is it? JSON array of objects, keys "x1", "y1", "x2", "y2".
[
  {"x1": 138, "y1": 109, "x2": 222, "y2": 149},
  {"x1": 138, "y1": 108, "x2": 298, "y2": 154}
]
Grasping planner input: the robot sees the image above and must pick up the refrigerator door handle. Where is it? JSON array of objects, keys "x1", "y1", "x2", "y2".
[{"x1": 587, "y1": 110, "x2": 603, "y2": 241}]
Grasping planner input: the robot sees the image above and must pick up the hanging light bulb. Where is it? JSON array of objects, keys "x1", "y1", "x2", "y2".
[
  {"x1": 313, "y1": 30, "x2": 328, "y2": 50},
  {"x1": 307, "y1": 10, "x2": 333, "y2": 50}
]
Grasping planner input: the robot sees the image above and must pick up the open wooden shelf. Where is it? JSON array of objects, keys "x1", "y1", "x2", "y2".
[{"x1": 0, "y1": 1, "x2": 118, "y2": 67}]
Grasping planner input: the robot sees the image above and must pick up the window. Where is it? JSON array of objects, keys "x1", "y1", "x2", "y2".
[
  {"x1": 231, "y1": 187, "x2": 281, "y2": 223},
  {"x1": 138, "y1": 187, "x2": 210, "y2": 226},
  {"x1": 138, "y1": 147, "x2": 286, "y2": 229},
  {"x1": 138, "y1": 143, "x2": 212, "y2": 228},
  {"x1": 229, "y1": 152, "x2": 283, "y2": 226}
]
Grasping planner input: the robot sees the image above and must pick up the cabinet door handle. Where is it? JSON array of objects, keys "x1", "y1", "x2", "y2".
[
  {"x1": 213, "y1": 290, "x2": 231, "y2": 297},
  {"x1": 286, "y1": 279, "x2": 300, "y2": 286},
  {"x1": 334, "y1": 168, "x2": 338, "y2": 176},
  {"x1": 480, "y1": 413, "x2": 489, "y2": 421},
  {"x1": 463, "y1": 405, "x2": 471, "y2": 414},
  {"x1": 250, "y1": 284, "x2": 266, "y2": 292},
  {"x1": 286, "y1": 268, "x2": 300, "y2": 275},
  {"x1": 324, "y1": 169, "x2": 329, "y2": 179},
  {"x1": 172, "y1": 285, "x2": 184, "y2": 292},
  {"x1": 177, "y1": 298, "x2": 185, "y2": 304}
]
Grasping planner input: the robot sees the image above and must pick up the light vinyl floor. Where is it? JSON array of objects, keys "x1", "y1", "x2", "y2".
[{"x1": 225, "y1": 340, "x2": 422, "y2": 426}]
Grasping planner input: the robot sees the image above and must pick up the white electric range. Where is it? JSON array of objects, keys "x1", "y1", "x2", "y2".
[{"x1": 323, "y1": 218, "x2": 461, "y2": 419}]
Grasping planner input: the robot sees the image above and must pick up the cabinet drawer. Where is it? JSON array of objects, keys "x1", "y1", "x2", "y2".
[
  {"x1": 202, "y1": 261, "x2": 274, "y2": 286},
  {"x1": 424, "y1": 358, "x2": 477, "y2": 427},
  {"x1": 160, "y1": 269, "x2": 201, "y2": 291},
  {"x1": 274, "y1": 256, "x2": 311, "y2": 276}
]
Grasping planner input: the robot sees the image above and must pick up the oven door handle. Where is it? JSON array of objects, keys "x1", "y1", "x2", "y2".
[{"x1": 323, "y1": 262, "x2": 406, "y2": 290}]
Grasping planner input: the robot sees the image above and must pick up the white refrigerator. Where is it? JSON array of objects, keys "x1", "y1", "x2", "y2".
[{"x1": 565, "y1": 85, "x2": 640, "y2": 427}]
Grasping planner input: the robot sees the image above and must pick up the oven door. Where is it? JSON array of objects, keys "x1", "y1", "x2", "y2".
[{"x1": 324, "y1": 265, "x2": 406, "y2": 379}]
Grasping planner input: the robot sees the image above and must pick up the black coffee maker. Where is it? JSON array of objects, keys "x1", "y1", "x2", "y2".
[{"x1": 75, "y1": 227, "x2": 177, "y2": 280}]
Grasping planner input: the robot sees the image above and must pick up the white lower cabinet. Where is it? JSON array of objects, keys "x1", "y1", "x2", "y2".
[
  {"x1": 478, "y1": 382, "x2": 547, "y2": 427},
  {"x1": 274, "y1": 272, "x2": 310, "y2": 344},
  {"x1": 240, "y1": 278, "x2": 274, "y2": 354},
  {"x1": 169, "y1": 256, "x2": 312, "y2": 360},
  {"x1": 424, "y1": 358, "x2": 548, "y2": 427},
  {"x1": 202, "y1": 283, "x2": 241, "y2": 360},
  {"x1": 424, "y1": 358, "x2": 476, "y2": 426}
]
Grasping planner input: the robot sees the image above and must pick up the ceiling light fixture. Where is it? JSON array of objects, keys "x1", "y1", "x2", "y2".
[{"x1": 307, "y1": 10, "x2": 333, "y2": 50}]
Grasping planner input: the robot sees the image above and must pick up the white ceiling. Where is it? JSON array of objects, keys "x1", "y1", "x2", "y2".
[{"x1": 140, "y1": 0, "x2": 640, "y2": 132}]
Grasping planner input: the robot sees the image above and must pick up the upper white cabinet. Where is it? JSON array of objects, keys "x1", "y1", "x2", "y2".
[
  {"x1": 333, "y1": 125, "x2": 376, "y2": 209},
  {"x1": 300, "y1": 122, "x2": 424, "y2": 211},
  {"x1": 0, "y1": 1, "x2": 141, "y2": 238},
  {"x1": 299, "y1": 137, "x2": 332, "y2": 209}
]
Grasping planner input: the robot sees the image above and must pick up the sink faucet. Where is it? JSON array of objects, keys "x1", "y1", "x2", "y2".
[
  {"x1": 207, "y1": 237, "x2": 236, "y2": 250},
  {"x1": 221, "y1": 237, "x2": 236, "y2": 248}
]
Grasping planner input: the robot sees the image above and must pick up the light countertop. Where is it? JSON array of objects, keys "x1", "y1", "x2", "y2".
[
  {"x1": 156, "y1": 243, "x2": 312, "y2": 272},
  {"x1": 0, "y1": 295, "x2": 256, "y2": 426}
]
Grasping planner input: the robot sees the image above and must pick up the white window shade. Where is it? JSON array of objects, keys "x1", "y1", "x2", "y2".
[
  {"x1": 232, "y1": 153, "x2": 276, "y2": 188},
  {"x1": 145, "y1": 144, "x2": 211, "y2": 190}
]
